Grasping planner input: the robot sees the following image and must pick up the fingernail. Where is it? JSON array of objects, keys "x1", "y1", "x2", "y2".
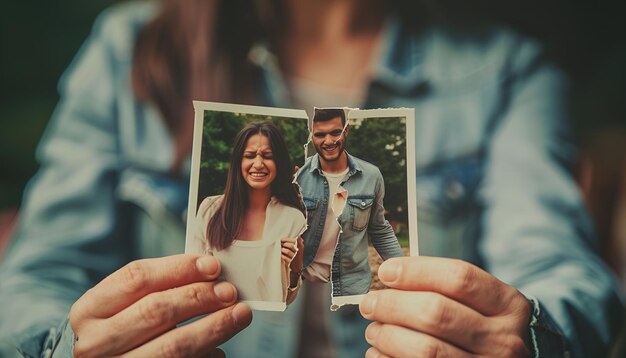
[
  {"x1": 360, "y1": 294, "x2": 377, "y2": 317},
  {"x1": 378, "y1": 260, "x2": 401, "y2": 283},
  {"x1": 365, "y1": 347, "x2": 379, "y2": 358},
  {"x1": 213, "y1": 281, "x2": 236, "y2": 302},
  {"x1": 365, "y1": 323, "x2": 381, "y2": 343},
  {"x1": 196, "y1": 256, "x2": 219, "y2": 276},
  {"x1": 232, "y1": 303, "x2": 253, "y2": 329}
]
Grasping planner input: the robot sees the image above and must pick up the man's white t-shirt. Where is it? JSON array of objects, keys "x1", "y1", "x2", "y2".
[{"x1": 303, "y1": 168, "x2": 349, "y2": 282}]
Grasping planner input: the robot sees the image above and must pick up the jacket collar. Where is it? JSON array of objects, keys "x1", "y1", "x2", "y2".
[
  {"x1": 370, "y1": 15, "x2": 430, "y2": 94},
  {"x1": 308, "y1": 152, "x2": 362, "y2": 177},
  {"x1": 247, "y1": 15, "x2": 431, "y2": 107}
]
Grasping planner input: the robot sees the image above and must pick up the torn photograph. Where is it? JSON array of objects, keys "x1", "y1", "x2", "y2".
[
  {"x1": 296, "y1": 107, "x2": 417, "y2": 309},
  {"x1": 185, "y1": 101, "x2": 309, "y2": 312}
]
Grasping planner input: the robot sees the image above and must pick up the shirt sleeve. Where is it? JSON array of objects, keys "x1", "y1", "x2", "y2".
[
  {"x1": 478, "y1": 35, "x2": 625, "y2": 357},
  {"x1": 190, "y1": 195, "x2": 224, "y2": 255},
  {"x1": 0, "y1": 8, "x2": 133, "y2": 357},
  {"x1": 368, "y1": 170, "x2": 404, "y2": 259},
  {"x1": 188, "y1": 196, "x2": 215, "y2": 255}
]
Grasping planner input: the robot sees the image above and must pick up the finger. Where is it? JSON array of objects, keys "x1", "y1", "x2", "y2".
[
  {"x1": 281, "y1": 244, "x2": 297, "y2": 254},
  {"x1": 377, "y1": 256, "x2": 521, "y2": 316},
  {"x1": 365, "y1": 322, "x2": 475, "y2": 358},
  {"x1": 74, "y1": 255, "x2": 221, "y2": 320},
  {"x1": 365, "y1": 347, "x2": 391, "y2": 358},
  {"x1": 282, "y1": 247, "x2": 296, "y2": 258},
  {"x1": 122, "y1": 303, "x2": 252, "y2": 358},
  {"x1": 360, "y1": 289, "x2": 490, "y2": 353},
  {"x1": 78, "y1": 281, "x2": 238, "y2": 355}
]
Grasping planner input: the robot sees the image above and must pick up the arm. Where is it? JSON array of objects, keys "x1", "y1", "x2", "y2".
[
  {"x1": 368, "y1": 171, "x2": 404, "y2": 260},
  {"x1": 359, "y1": 36, "x2": 624, "y2": 357},
  {"x1": 282, "y1": 237, "x2": 304, "y2": 304},
  {"x1": 478, "y1": 38, "x2": 624, "y2": 357},
  {"x1": 0, "y1": 7, "x2": 252, "y2": 357}
]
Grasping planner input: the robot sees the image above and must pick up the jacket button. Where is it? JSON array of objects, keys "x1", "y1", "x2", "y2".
[
  {"x1": 445, "y1": 180, "x2": 465, "y2": 200},
  {"x1": 361, "y1": 201, "x2": 366, "y2": 206}
]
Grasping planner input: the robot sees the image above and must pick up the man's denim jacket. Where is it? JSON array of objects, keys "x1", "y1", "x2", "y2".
[
  {"x1": 296, "y1": 153, "x2": 404, "y2": 297},
  {"x1": 0, "y1": 2, "x2": 623, "y2": 358}
]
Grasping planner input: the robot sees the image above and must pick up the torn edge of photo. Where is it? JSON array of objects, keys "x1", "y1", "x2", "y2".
[{"x1": 184, "y1": 101, "x2": 418, "y2": 312}]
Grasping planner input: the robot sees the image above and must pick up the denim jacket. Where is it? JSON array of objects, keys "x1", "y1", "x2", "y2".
[
  {"x1": 0, "y1": 2, "x2": 623, "y2": 358},
  {"x1": 297, "y1": 153, "x2": 404, "y2": 297}
]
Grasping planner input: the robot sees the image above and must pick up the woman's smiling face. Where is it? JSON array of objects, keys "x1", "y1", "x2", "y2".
[{"x1": 241, "y1": 133, "x2": 277, "y2": 191}]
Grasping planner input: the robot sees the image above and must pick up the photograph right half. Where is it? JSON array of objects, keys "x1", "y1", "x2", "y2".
[{"x1": 295, "y1": 107, "x2": 418, "y2": 310}]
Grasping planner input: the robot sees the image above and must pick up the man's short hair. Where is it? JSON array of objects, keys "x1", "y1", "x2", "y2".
[{"x1": 313, "y1": 108, "x2": 346, "y2": 126}]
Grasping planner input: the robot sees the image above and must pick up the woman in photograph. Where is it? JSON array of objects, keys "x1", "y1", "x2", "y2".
[{"x1": 190, "y1": 121, "x2": 306, "y2": 306}]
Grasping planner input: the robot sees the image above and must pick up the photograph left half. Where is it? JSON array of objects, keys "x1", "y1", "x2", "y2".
[{"x1": 185, "y1": 102, "x2": 309, "y2": 311}]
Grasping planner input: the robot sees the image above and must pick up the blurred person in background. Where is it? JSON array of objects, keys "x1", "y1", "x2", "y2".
[{"x1": 0, "y1": 0, "x2": 623, "y2": 357}]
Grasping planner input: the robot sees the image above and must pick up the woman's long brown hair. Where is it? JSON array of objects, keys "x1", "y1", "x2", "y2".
[{"x1": 206, "y1": 121, "x2": 305, "y2": 250}]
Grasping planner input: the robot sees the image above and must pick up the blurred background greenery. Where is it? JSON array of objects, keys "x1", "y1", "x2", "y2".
[{"x1": 0, "y1": 1, "x2": 121, "y2": 210}]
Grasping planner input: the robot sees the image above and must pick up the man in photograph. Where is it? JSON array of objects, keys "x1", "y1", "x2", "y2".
[{"x1": 296, "y1": 108, "x2": 404, "y2": 297}]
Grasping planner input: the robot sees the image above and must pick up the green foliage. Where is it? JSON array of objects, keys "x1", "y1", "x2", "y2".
[{"x1": 198, "y1": 111, "x2": 245, "y2": 202}]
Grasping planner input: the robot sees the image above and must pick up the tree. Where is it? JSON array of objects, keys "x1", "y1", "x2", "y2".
[{"x1": 347, "y1": 117, "x2": 408, "y2": 223}]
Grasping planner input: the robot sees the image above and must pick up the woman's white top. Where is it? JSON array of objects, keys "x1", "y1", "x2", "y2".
[{"x1": 189, "y1": 195, "x2": 306, "y2": 308}]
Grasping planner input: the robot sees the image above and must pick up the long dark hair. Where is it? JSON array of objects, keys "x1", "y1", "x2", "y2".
[{"x1": 206, "y1": 121, "x2": 304, "y2": 250}]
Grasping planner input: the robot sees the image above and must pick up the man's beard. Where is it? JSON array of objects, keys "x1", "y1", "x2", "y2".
[{"x1": 316, "y1": 140, "x2": 345, "y2": 162}]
